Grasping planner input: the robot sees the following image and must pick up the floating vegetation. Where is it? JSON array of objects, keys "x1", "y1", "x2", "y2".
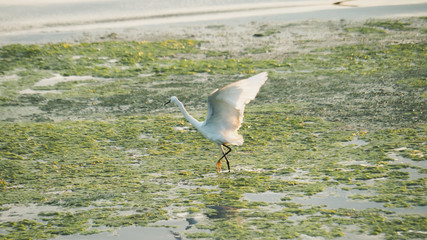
[
  {"x1": 345, "y1": 26, "x2": 386, "y2": 34},
  {"x1": 346, "y1": 20, "x2": 415, "y2": 33},
  {"x1": 0, "y1": 18, "x2": 426, "y2": 239},
  {"x1": 365, "y1": 20, "x2": 415, "y2": 31}
]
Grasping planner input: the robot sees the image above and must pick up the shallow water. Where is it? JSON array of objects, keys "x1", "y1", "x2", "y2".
[
  {"x1": 342, "y1": 136, "x2": 369, "y2": 148},
  {"x1": 1, "y1": 0, "x2": 426, "y2": 45},
  {"x1": 0, "y1": 204, "x2": 64, "y2": 223},
  {"x1": 245, "y1": 186, "x2": 427, "y2": 214},
  {"x1": 51, "y1": 216, "x2": 212, "y2": 240},
  {"x1": 244, "y1": 191, "x2": 288, "y2": 203},
  {"x1": 388, "y1": 152, "x2": 427, "y2": 169},
  {"x1": 0, "y1": 106, "x2": 42, "y2": 120},
  {"x1": 34, "y1": 74, "x2": 96, "y2": 87},
  {"x1": 53, "y1": 226, "x2": 176, "y2": 240},
  {"x1": 19, "y1": 89, "x2": 63, "y2": 95},
  {"x1": 0, "y1": 0, "x2": 336, "y2": 32}
]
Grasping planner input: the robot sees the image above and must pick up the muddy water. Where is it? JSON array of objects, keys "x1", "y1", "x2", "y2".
[{"x1": 1, "y1": 0, "x2": 426, "y2": 45}]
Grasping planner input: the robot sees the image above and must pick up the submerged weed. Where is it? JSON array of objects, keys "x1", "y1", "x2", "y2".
[{"x1": 365, "y1": 20, "x2": 415, "y2": 31}]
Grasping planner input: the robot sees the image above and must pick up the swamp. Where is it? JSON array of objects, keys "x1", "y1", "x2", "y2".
[{"x1": 0, "y1": 17, "x2": 426, "y2": 239}]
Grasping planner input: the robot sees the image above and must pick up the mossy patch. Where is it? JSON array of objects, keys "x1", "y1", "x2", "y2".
[{"x1": 365, "y1": 20, "x2": 415, "y2": 31}]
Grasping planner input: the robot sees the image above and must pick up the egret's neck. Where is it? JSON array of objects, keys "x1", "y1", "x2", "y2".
[{"x1": 172, "y1": 99, "x2": 202, "y2": 129}]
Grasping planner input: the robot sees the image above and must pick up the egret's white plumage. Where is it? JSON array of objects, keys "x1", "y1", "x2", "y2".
[{"x1": 166, "y1": 72, "x2": 268, "y2": 172}]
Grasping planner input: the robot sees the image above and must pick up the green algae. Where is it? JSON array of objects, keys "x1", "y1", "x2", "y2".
[
  {"x1": 346, "y1": 26, "x2": 386, "y2": 34},
  {"x1": 1, "y1": 108, "x2": 425, "y2": 239},
  {"x1": 0, "y1": 18, "x2": 426, "y2": 240},
  {"x1": 345, "y1": 19, "x2": 415, "y2": 36},
  {"x1": 365, "y1": 20, "x2": 415, "y2": 31}
]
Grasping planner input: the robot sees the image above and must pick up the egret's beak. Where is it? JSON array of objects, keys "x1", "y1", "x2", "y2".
[{"x1": 164, "y1": 100, "x2": 171, "y2": 106}]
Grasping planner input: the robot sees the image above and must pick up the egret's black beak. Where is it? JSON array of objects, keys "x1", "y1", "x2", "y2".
[{"x1": 164, "y1": 100, "x2": 171, "y2": 106}]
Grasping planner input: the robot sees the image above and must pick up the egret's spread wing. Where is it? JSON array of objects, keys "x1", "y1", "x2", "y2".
[
  {"x1": 205, "y1": 88, "x2": 241, "y2": 130},
  {"x1": 216, "y1": 72, "x2": 268, "y2": 112},
  {"x1": 204, "y1": 72, "x2": 268, "y2": 139}
]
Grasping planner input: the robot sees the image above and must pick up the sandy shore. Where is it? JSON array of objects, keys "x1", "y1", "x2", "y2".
[{"x1": 0, "y1": 0, "x2": 426, "y2": 45}]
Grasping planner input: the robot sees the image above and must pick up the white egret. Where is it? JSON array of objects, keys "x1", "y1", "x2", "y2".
[{"x1": 165, "y1": 72, "x2": 268, "y2": 172}]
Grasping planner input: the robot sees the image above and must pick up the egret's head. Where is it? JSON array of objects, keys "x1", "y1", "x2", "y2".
[{"x1": 164, "y1": 96, "x2": 178, "y2": 106}]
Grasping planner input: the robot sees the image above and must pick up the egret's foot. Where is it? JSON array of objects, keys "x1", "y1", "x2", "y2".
[
  {"x1": 225, "y1": 159, "x2": 230, "y2": 172},
  {"x1": 216, "y1": 160, "x2": 222, "y2": 173}
]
